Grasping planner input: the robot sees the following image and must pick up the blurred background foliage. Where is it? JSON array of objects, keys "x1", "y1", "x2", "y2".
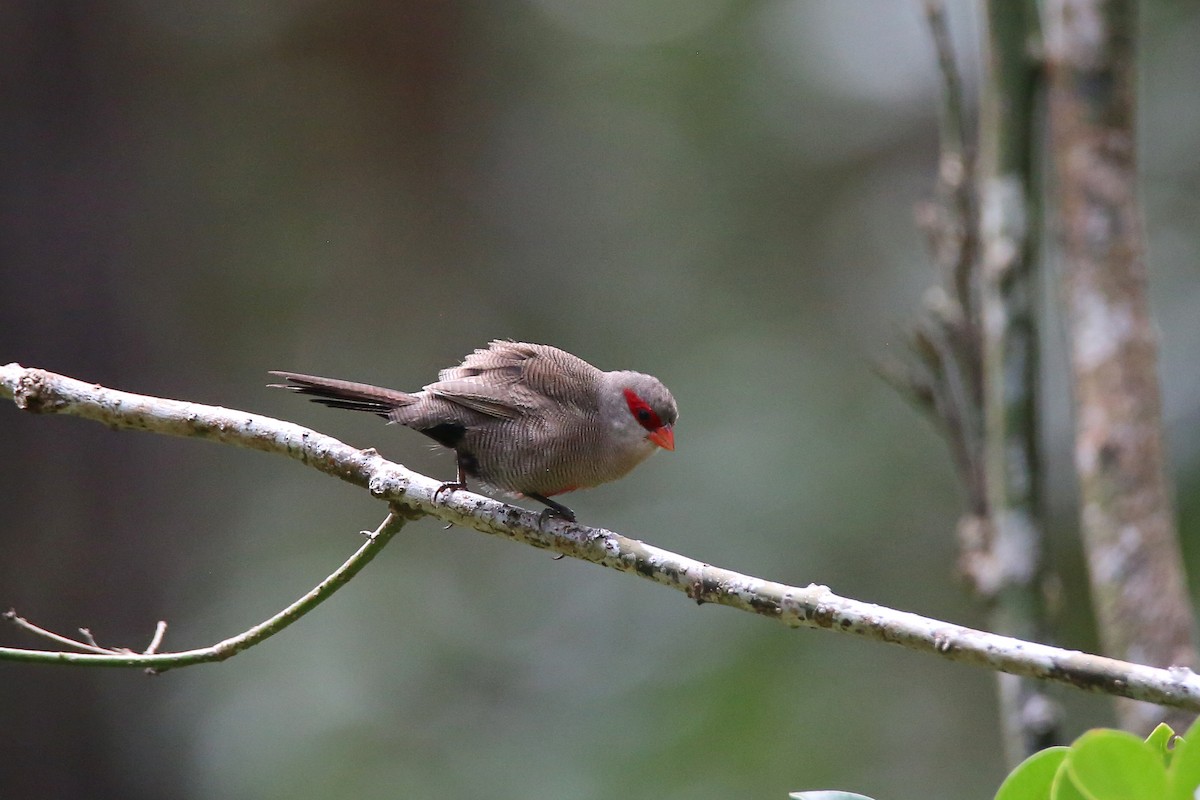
[{"x1": 2, "y1": 2, "x2": 1199, "y2": 798}]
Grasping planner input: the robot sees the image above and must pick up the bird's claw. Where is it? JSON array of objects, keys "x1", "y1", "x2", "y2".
[
  {"x1": 537, "y1": 506, "x2": 576, "y2": 528},
  {"x1": 433, "y1": 481, "x2": 466, "y2": 504},
  {"x1": 526, "y1": 493, "x2": 576, "y2": 527}
]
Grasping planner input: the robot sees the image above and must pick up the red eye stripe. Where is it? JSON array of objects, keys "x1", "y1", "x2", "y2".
[{"x1": 623, "y1": 388, "x2": 664, "y2": 432}]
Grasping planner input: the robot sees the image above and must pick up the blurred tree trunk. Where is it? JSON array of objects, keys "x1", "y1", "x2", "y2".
[
  {"x1": 977, "y1": 0, "x2": 1059, "y2": 764},
  {"x1": 1044, "y1": 0, "x2": 1198, "y2": 734}
]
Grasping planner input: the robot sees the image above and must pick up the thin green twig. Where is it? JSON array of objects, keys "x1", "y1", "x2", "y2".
[{"x1": 1, "y1": 508, "x2": 413, "y2": 670}]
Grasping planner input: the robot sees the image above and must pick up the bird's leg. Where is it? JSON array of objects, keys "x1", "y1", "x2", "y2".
[{"x1": 526, "y1": 493, "x2": 577, "y2": 525}]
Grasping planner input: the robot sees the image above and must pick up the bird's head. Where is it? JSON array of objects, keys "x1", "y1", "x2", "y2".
[{"x1": 603, "y1": 371, "x2": 677, "y2": 452}]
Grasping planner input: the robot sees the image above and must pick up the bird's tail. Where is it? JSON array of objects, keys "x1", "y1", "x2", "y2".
[{"x1": 268, "y1": 371, "x2": 416, "y2": 417}]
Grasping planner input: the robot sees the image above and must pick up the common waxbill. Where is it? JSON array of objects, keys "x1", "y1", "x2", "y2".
[{"x1": 270, "y1": 340, "x2": 677, "y2": 522}]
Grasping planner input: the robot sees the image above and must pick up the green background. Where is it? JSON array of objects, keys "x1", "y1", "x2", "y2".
[{"x1": 3, "y1": 2, "x2": 1199, "y2": 798}]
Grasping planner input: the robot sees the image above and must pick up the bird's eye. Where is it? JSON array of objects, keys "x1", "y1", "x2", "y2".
[{"x1": 623, "y1": 388, "x2": 664, "y2": 433}]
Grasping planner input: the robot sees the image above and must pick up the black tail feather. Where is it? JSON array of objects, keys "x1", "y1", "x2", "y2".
[{"x1": 268, "y1": 371, "x2": 413, "y2": 419}]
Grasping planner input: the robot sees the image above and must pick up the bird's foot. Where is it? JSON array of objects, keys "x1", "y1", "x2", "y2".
[
  {"x1": 434, "y1": 481, "x2": 469, "y2": 530},
  {"x1": 433, "y1": 481, "x2": 467, "y2": 504},
  {"x1": 527, "y1": 494, "x2": 577, "y2": 527},
  {"x1": 537, "y1": 508, "x2": 565, "y2": 528}
]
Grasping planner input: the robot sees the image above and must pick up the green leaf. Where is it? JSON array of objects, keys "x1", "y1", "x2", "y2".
[
  {"x1": 1051, "y1": 758, "x2": 1090, "y2": 800},
  {"x1": 993, "y1": 746, "x2": 1068, "y2": 800},
  {"x1": 1145, "y1": 722, "x2": 1178, "y2": 768},
  {"x1": 1166, "y1": 715, "x2": 1200, "y2": 800},
  {"x1": 789, "y1": 793, "x2": 876, "y2": 800},
  {"x1": 1066, "y1": 729, "x2": 1168, "y2": 800}
]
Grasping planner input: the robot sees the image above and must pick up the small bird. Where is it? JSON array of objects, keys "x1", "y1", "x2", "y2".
[{"x1": 270, "y1": 340, "x2": 677, "y2": 522}]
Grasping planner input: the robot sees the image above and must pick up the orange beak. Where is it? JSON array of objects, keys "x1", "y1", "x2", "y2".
[{"x1": 647, "y1": 425, "x2": 675, "y2": 451}]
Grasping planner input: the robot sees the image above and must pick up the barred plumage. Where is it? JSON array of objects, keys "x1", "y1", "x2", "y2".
[{"x1": 270, "y1": 340, "x2": 676, "y2": 522}]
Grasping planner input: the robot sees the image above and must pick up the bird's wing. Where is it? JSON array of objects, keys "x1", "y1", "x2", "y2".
[
  {"x1": 426, "y1": 340, "x2": 600, "y2": 418},
  {"x1": 423, "y1": 379, "x2": 525, "y2": 419}
]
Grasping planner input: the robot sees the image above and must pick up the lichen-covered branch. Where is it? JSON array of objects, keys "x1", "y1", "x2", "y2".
[
  {"x1": 3, "y1": 363, "x2": 1200, "y2": 710},
  {"x1": 1045, "y1": 0, "x2": 1198, "y2": 733}
]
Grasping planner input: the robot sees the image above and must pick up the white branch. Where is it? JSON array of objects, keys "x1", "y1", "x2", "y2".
[{"x1": 4, "y1": 362, "x2": 1200, "y2": 710}]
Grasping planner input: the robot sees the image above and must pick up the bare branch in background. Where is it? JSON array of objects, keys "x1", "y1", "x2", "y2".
[{"x1": 885, "y1": 2, "x2": 986, "y2": 524}]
